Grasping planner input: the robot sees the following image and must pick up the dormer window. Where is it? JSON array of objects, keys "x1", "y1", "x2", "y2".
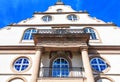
[
  {"x1": 42, "y1": 15, "x2": 52, "y2": 22},
  {"x1": 67, "y1": 14, "x2": 78, "y2": 21}
]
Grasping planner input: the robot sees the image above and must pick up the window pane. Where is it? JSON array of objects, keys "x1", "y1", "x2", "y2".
[
  {"x1": 52, "y1": 57, "x2": 69, "y2": 77},
  {"x1": 67, "y1": 14, "x2": 78, "y2": 21},
  {"x1": 90, "y1": 57, "x2": 108, "y2": 72},
  {"x1": 14, "y1": 58, "x2": 30, "y2": 71},
  {"x1": 42, "y1": 15, "x2": 52, "y2": 22},
  {"x1": 84, "y1": 28, "x2": 97, "y2": 39},
  {"x1": 23, "y1": 29, "x2": 37, "y2": 40}
]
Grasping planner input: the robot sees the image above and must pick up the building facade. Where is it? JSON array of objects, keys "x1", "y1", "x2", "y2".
[{"x1": 0, "y1": 1, "x2": 120, "y2": 82}]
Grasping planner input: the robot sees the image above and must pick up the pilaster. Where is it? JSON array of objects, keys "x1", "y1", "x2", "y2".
[
  {"x1": 31, "y1": 47, "x2": 43, "y2": 82},
  {"x1": 80, "y1": 45, "x2": 94, "y2": 82}
]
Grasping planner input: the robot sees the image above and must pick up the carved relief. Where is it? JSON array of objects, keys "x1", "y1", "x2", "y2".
[{"x1": 49, "y1": 51, "x2": 72, "y2": 59}]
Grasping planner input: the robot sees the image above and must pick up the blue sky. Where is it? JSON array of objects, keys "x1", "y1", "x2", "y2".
[{"x1": 0, "y1": 0, "x2": 120, "y2": 28}]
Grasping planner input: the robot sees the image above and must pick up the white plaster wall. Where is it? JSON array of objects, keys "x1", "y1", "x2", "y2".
[
  {"x1": 41, "y1": 53, "x2": 50, "y2": 67},
  {"x1": 18, "y1": 13, "x2": 106, "y2": 25},
  {"x1": 0, "y1": 25, "x2": 120, "y2": 46},
  {"x1": 90, "y1": 26, "x2": 120, "y2": 45},
  {"x1": 45, "y1": 5, "x2": 76, "y2": 12},
  {"x1": 99, "y1": 54, "x2": 120, "y2": 74},
  {"x1": 70, "y1": 26, "x2": 120, "y2": 45},
  {"x1": 0, "y1": 26, "x2": 51, "y2": 45},
  {"x1": 0, "y1": 54, "x2": 34, "y2": 74},
  {"x1": 0, "y1": 26, "x2": 30, "y2": 45},
  {"x1": 0, "y1": 76, "x2": 31, "y2": 82},
  {"x1": 0, "y1": 54, "x2": 35, "y2": 82},
  {"x1": 1, "y1": 25, "x2": 120, "y2": 46},
  {"x1": 92, "y1": 54, "x2": 120, "y2": 82},
  {"x1": 71, "y1": 52, "x2": 83, "y2": 67},
  {"x1": 109, "y1": 76, "x2": 120, "y2": 82},
  {"x1": 16, "y1": 5, "x2": 106, "y2": 25}
]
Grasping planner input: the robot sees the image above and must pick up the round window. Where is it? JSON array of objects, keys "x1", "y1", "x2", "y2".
[
  {"x1": 42, "y1": 15, "x2": 52, "y2": 22},
  {"x1": 13, "y1": 57, "x2": 30, "y2": 72},
  {"x1": 57, "y1": 9, "x2": 62, "y2": 12},
  {"x1": 67, "y1": 14, "x2": 78, "y2": 21},
  {"x1": 90, "y1": 57, "x2": 108, "y2": 72}
]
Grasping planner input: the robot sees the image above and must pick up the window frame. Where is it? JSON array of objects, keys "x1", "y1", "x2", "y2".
[
  {"x1": 42, "y1": 15, "x2": 52, "y2": 22},
  {"x1": 52, "y1": 57, "x2": 69, "y2": 77},
  {"x1": 95, "y1": 76, "x2": 115, "y2": 82},
  {"x1": 67, "y1": 14, "x2": 78, "y2": 21},
  {"x1": 7, "y1": 76, "x2": 27, "y2": 82},
  {"x1": 11, "y1": 56, "x2": 32, "y2": 73},
  {"x1": 84, "y1": 28, "x2": 97, "y2": 40},
  {"x1": 13, "y1": 57, "x2": 30, "y2": 72},
  {"x1": 57, "y1": 9, "x2": 63, "y2": 12},
  {"x1": 90, "y1": 57, "x2": 108, "y2": 72},
  {"x1": 22, "y1": 28, "x2": 37, "y2": 40},
  {"x1": 49, "y1": 54, "x2": 72, "y2": 77}
]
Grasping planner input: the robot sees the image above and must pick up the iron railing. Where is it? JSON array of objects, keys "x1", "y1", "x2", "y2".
[
  {"x1": 39, "y1": 67, "x2": 84, "y2": 78},
  {"x1": 37, "y1": 29, "x2": 84, "y2": 34}
]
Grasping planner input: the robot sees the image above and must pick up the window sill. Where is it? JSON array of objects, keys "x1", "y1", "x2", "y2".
[{"x1": 21, "y1": 40, "x2": 34, "y2": 43}]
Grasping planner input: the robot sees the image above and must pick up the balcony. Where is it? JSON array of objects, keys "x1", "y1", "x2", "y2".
[
  {"x1": 33, "y1": 29, "x2": 90, "y2": 47},
  {"x1": 39, "y1": 67, "x2": 84, "y2": 78},
  {"x1": 37, "y1": 29, "x2": 84, "y2": 34},
  {"x1": 37, "y1": 67, "x2": 86, "y2": 82}
]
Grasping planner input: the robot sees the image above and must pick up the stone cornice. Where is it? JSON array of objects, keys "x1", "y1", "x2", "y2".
[
  {"x1": 0, "y1": 45, "x2": 120, "y2": 50},
  {"x1": 33, "y1": 33, "x2": 90, "y2": 45},
  {"x1": 89, "y1": 46, "x2": 120, "y2": 50},
  {"x1": 0, "y1": 46, "x2": 35, "y2": 50},
  {"x1": 33, "y1": 12, "x2": 88, "y2": 14},
  {"x1": 8, "y1": 24, "x2": 116, "y2": 27}
]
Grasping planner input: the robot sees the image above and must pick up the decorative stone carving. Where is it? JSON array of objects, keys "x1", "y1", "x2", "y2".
[{"x1": 49, "y1": 51, "x2": 72, "y2": 59}]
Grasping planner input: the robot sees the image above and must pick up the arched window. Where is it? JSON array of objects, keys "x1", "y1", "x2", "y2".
[
  {"x1": 23, "y1": 29, "x2": 37, "y2": 40},
  {"x1": 95, "y1": 76, "x2": 114, "y2": 82},
  {"x1": 90, "y1": 57, "x2": 108, "y2": 72},
  {"x1": 84, "y1": 28, "x2": 97, "y2": 40},
  {"x1": 13, "y1": 57, "x2": 30, "y2": 72},
  {"x1": 97, "y1": 78, "x2": 112, "y2": 82},
  {"x1": 9, "y1": 79, "x2": 24, "y2": 82},
  {"x1": 52, "y1": 57, "x2": 69, "y2": 77}
]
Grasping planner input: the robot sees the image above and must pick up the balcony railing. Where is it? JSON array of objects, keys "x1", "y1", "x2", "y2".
[
  {"x1": 39, "y1": 67, "x2": 84, "y2": 78},
  {"x1": 37, "y1": 29, "x2": 84, "y2": 34}
]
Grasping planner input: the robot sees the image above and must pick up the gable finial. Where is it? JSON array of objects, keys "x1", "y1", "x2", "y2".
[
  {"x1": 55, "y1": 0, "x2": 64, "y2": 5},
  {"x1": 58, "y1": 0, "x2": 62, "y2": 2}
]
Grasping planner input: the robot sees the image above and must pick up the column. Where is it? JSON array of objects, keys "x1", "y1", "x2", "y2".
[
  {"x1": 31, "y1": 47, "x2": 43, "y2": 82},
  {"x1": 81, "y1": 47, "x2": 95, "y2": 82}
]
